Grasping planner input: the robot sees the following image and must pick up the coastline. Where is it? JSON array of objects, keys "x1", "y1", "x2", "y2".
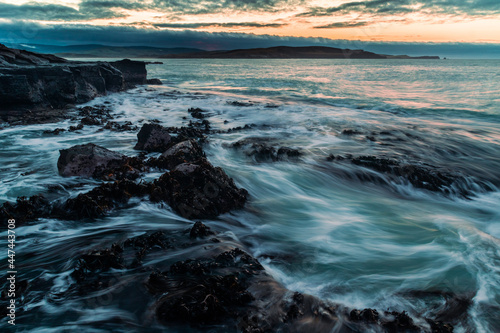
[{"x1": 0, "y1": 46, "x2": 460, "y2": 332}]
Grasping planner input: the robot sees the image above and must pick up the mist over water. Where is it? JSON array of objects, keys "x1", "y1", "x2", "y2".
[{"x1": 1, "y1": 59, "x2": 500, "y2": 332}]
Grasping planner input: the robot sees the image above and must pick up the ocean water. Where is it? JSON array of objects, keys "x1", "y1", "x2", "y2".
[{"x1": 1, "y1": 59, "x2": 500, "y2": 332}]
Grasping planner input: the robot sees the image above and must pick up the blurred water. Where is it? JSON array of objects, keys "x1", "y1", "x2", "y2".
[{"x1": 1, "y1": 59, "x2": 500, "y2": 332}]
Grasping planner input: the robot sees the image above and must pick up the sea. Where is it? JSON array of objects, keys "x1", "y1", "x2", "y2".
[{"x1": 1, "y1": 58, "x2": 499, "y2": 332}]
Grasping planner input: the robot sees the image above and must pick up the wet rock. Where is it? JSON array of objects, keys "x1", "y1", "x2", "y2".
[
  {"x1": 232, "y1": 138, "x2": 301, "y2": 162},
  {"x1": 341, "y1": 129, "x2": 362, "y2": 135},
  {"x1": 381, "y1": 310, "x2": 419, "y2": 332},
  {"x1": 58, "y1": 180, "x2": 148, "y2": 220},
  {"x1": 134, "y1": 123, "x2": 174, "y2": 152},
  {"x1": 148, "y1": 139, "x2": 205, "y2": 170},
  {"x1": 101, "y1": 121, "x2": 138, "y2": 132},
  {"x1": 150, "y1": 158, "x2": 248, "y2": 219},
  {"x1": 188, "y1": 107, "x2": 206, "y2": 119},
  {"x1": 147, "y1": 78, "x2": 162, "y2": 85},
  {"x1": 350, "y1": 308, "x2": 379, "y2": 322},
  {"x1": 57, "y1": 143, "x2": 126, "y2": 178},
  {"x1": 69, "y1": 124, "x2": 84, "y2": 131},
  {"x1": 80, "y1": 116, "x2": 102, "y2": 126},
  {"x1": 189, "y1": 221, "x2": 216, "y2": 239},
  {"x1": 148, "y1": 248, "x2": 261, "y2": 325},
  {"x1": 227, "y1": 101, "x2": 254, "y2": 107},
  {"x1": 111, "y1": 59, "x2": 147, "y2": 87},
  {"x1": 0, "y1": 195, "x2": 51, "y2": 225},
  {"x1": 350, "y1": 155, "x2": 456, "y2": 193},
  {"x1": 43, "y1": 128, "x2": 66, "y2": 135}
]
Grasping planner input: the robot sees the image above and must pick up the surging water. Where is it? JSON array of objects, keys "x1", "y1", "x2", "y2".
[{"x1": 1, "y1": 59, "x2": 500, "y2": 332}]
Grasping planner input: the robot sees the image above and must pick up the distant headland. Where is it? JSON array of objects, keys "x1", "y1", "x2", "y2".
[{"x1": 6, "y1": 43, "x2": 440, "y2": 60}]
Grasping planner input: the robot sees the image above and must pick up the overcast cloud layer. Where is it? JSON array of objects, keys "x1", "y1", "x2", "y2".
[{"x1": 1, "y1": 20, "x2": 499, "y2": 58}]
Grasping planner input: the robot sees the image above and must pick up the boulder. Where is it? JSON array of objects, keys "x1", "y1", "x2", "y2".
[
  {"x1": 111, "y1": 59, "x2": 147, "y2": 86},
  {"x1": 57, "y1": 143, "x2": 125, "y2": 178},
  {"x1": 134, "y1": 123, "x2": 174, "y2": 152},
  {"x1": 151, "y1": 158, "x2": 248, "y2": 219},
  {"x1": 157, "y1": 139, "x2": 205, "y2": 169},
  {"x1": 147, "y1": 78, "x2": 162, "y2": 85}
]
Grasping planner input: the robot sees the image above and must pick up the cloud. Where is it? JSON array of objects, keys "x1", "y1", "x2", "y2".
[
  {"x1": 153, "y1": 22, "x2": 287, "y2": 28},
  {"x1": 0, "y1": 20, "x2": 499, "y2": 58},
  {"x1": 0, "y1": 2, "x2": 125, "y2": 21},
  {"x1": 314, "y1": 21, "x2": 369, "y2": 29},
  {"x1": 298, "y1": 0, "x2": 500, "y2": 18},
  {"x1": 151, "y1": 0, "x2": 304, "y2": 14}
]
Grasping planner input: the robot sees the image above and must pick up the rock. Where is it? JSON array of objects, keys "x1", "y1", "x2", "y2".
[
  {"x1": 189, "y1": 221, "x2": 215, "y2": 239},
  {"x1": 134, "y1": 123, "x2": 174, "y2": 152},
  {"x1": 111, "y1": 59, "x2": 147, "y2": 87},
  {"x1": 57, "y1": 143, "x2": 126, "y2": 178},
  {"x1": 58, "y1": 180, "x2": 149, "y2": 220},
  {"x1": 150, "y1": 158, "x2": 248, "y2": 219},
  {"x1": 232, "y1": 138, "x2": 301, "y2": 162},
  {"x1": 350, "y1": 156, "x2": 456, "y2": 193},
  {"x1": 102, "y1": 121, "x2": 138, "y2": 132},
  {"x1": 227, "y1": 101, "x2": 254, "y2": 107},
  {"x1": 188, "y1": 107, "x2": 206, "y2": 119},
  {"x1": 0, "y1": 45, "x2": 152, "y2": 120},
  {"x1": 341, "y1": 129, "x2": 362, "y2": 135},
  {"x1": 0, "y1": 195, "x2": 51, "y2": 225},
  {"x1": 43, "y1": 128, "x2": 66, "y2": 135},
  {"x1": 69, "y1": 124, "x2": 84, "y2": 131},
  {"x1": 147, "y1": 78, "x2": 162, "y2": 85},
  {"x1": 0, "y1": 43, "x2": 66, "y2": 66},
  {"x1": 152, "y1": 139, "x2": 205, "y2": 169}
]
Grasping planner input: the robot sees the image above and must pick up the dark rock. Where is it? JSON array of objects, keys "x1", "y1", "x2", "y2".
[
  {"x1": 0, "y1": 45, "x2": 152, "y2": 120},
  {"x1": 111, "y1": 59, "x2": 147, "y2": 86},
  {"x1": 148, "y1": 248, "x2": 261, "y2": 325},
  {"x1": 147, "y1": 78, "x2": 162, "y2": 85},
  {"x1": 189, "y1": 221, "x2": 215, "y2": 239},
  {"x1": 232, "y1": 138, "x2": 301, "y2": 162},
  {"x1": 0, "y1": 195, "x2": 51, "y2": 225},
  {"x1": 102, "y1": 121, "x2": 137, "y2": 132},
  {"x1": 341, "y1": 129, "x2": 362, "y2": 135},
  {"x1": 350, "y1": 308, "x2": 379, "y2": 322},
  {"x1": 43, "y1": 128, "x2": 66, "y2": 135},
  {"x1": 134, "y1": 123, "x2": 174, "y2": 152},
  {"x1": 382, "y1": 310, "x2": 419, "y2": 332},
  {"x1": 227, "y1": 101, "x2": 254, "y2": 107},
  {"x1": 188, "y1": 107, "x2": 206, "y2": 119},
  {"x1": 57, "y1": 143, "x2": 126, "y2": 178},
  {"x1": 0, "y1": 43, "x2": 66, "y2": 66},
  {"x1": 69, "y1": 124, "x2": 84, "y2": 131},
  {"x1": 80, "y1": 116, "x2": 102, "y2": 126},
  {"x1": 350, "y1": 155, "x2": 456, "y2": 193},
  {"x1": 58, "y1": 180, "x2": 148, "y2": 220},
  {"x1": 150, "y1": 158, "x2": 248, "y2": 219}
]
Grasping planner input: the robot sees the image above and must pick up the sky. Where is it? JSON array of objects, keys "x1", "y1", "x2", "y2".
[{"x1": 0, "y1": 0, "x2": 499, "y2": 57}]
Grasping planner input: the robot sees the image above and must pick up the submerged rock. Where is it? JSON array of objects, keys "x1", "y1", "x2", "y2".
[
  {"x1": 232, "y1": 137, "x2": 302, "y2": 162},
  {"x1": 57, "y1": 143, "x2": 126, "y2": 178},
  {"x1": 151, "y1": 158, "x2": 248, "y2": 219}
]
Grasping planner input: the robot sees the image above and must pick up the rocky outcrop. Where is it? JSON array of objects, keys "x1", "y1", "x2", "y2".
[
  {"x1": 134, "y1": 123, "x2": 175, "y2": 152},
  {"x1": 151, "y1": 158, "x2": 248, "y2": 219},
  {"x1": 0, "y1": 44, "x2": 148, "y2": 118},
  {"x1": 57, "y1": 143, "x2": 126, "y2": 178}
]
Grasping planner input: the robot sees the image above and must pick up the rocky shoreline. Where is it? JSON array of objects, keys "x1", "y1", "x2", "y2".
[
  {"x1": 0, "y1": 108, "x2": 457, "y2": 332},
  {"x1": 0, "y1": 46, "x2": 460, "y2": 332},
  {"x1": 0, "y1": 44, "x2": 159, "y2": 125}
]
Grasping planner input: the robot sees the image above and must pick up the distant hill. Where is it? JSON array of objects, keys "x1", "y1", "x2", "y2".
[
  {"x1": 5, "y1": 43, "x2": 204, "y2": 58},
  {"x1": 4, "y1": 43, "x2": 440, "y2": 60},
  {"x1": 162, "y1": 46, "x2": 440, "y2": 59}
]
